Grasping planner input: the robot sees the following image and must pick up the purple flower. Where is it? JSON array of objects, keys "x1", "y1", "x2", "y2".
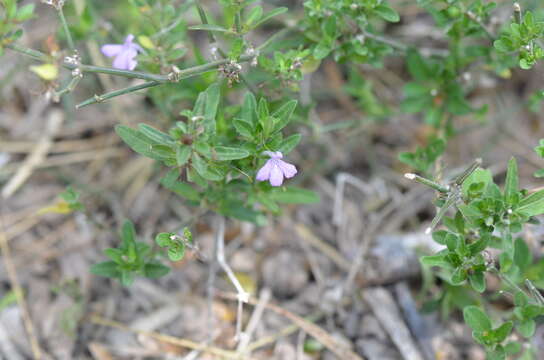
[
  {"x1": 101, "y1": 34, "x2": 143, "y2": 71},
  {"x1": 256, "y1": 151, "x2": 297, "y2": 187}
]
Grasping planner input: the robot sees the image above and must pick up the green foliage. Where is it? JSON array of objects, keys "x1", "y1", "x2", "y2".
[
  {"x1": 0, "y1": 0, "x2": 35, "y2": 53},
  {"x1": 494, "y1": 12, "x2": 544, "y2": 69},
  {"x1": 155, "y1": 228, "x2": 192, "y2": 262},
  {"x1": 417, "y1": 157, "x2": 544, "y2": 356},
  {"x1": 117, "y1": 84, "x2": 317, "y2": 224},
  {"x1": 91, "y1": 220, "x2": 171, "y2": 286},
  {"x1": 59, "y1": 186, "x2": 85, "y2": 211},
  {"x1": 399, "y1": 138, "x2": 446, "y2": 175}
]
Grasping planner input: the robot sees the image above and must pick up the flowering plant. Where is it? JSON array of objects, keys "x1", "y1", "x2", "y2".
[{"x1": 2, "y1": 0, "x2": 544, "y2": 357}]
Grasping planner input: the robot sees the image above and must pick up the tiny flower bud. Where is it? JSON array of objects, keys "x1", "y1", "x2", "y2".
[
  {"x1": 425, "y1": 227, "x2": 432, "y2": 235},
  {"x1": 513, "y1": 2, "x2": 521, "y2": 12},
  {"x1": 404, "y1": 173, "x2": 416, "y2": 180},
  {"x1": 430, "y1": 89, "x2": 438, "y2": 96}
]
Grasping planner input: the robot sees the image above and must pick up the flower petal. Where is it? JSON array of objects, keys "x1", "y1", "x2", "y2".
[
  {"x1": 256, "y1": 160, "x2": 273, "y2": 181},
  {"x1": 112, "y1": 49, "x2": 138, "y2": 70},
  {"x1": 124, "y1": 34, "x2": 135, "y2": 45},
  {"x1": 269, "y1": 163, "x2": 284, "y2": 186},
  {"x1": 101, "y1": 44, "x2": 123, "y2": 57},
  {"x1": 277, "y1": 160, "x2": 297, "y2": 178}
]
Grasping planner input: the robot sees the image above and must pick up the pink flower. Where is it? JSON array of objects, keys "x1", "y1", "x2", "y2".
[
  {"x1": 101, "y1": 34, "x2": 143, "y2": 71},
  {"x1": 256, "y1": 151, "x2": 297, "y2": 187}
]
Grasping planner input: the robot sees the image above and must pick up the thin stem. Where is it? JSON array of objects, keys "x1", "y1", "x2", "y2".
[
  {"x1": 257, "y1": 28, "x2": 290, "y2": 52},
  {"x1": 54, "y1": 75, "x2": 82, "y2": 99},
  {"x1": 5, "y1": 43, "x2": 45, "y2": 61},
  {"x1": 58, "y1": 6, "x2": 75, "y2": 50},
  {"x1": 465, "y1": 10, "x2": 495, "y2": 41},
  {"x1": 362, "y1": 30, "x2": 407, "y2": 52},
  {"x1": 195, "y1": 1, "x2": 217, "y2": 44},
  {"x1": 76, "y1": 81, "x2": 160, "y2": 108},
  {"x1": 7, "y1": 43, "x2": 253, "y2": 83},
  {"x1": 525, "y1": 280, "x2": 544, "y2": 305},
  {"x1": 235, "y1": 11, "x2": 242, "y2": 35}
]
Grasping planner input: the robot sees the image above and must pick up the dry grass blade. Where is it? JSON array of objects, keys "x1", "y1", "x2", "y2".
[
  {"x1": 363, "y1": 287, "x2": 424, "y2": 360},
  {"x1": 218, "y1": 291, "x2": 364, "y2": 360},
  {"x1": 294, "y1": 223, "x2": 350, "y2": 271},
  {"x1": 2, "y1": 110, "x2": 64, "y2": 198},
  {"x1": 88, "y1": 315, "x2": 253, "y2": 360}
]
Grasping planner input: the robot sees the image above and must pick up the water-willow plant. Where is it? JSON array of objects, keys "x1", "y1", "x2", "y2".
[
  {"x1": 115, "y1": 83, "x2": 318, "y2": 227},
  {"x1": 407, "y1": 158, "x2": 544, "y2": 359}
]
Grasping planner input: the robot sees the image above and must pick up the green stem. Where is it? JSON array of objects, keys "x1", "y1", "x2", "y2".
[
  {"x1": 257, "y1": 28, "x2": 290, "y2": 52},
  {"x1": 76, "y1": 81, "x2": 160, "y2": 109},
  {"x1": 195, "y1": 1, "x2": 217, "y2": 43},
  {"x1": 76, "y1": 54, "x2": 254, "y2": 107},
  {"x1": 5, "y1": 43, "x2": 45, "y2": 61},
  {"x1": 195, "y1": 1, "x2": 257, "y2": 95},
  {"x1": 6, "y1": 43, "x2": 253, "y2": 83},
  {"x1": 58, "y1": 7, "x2": 75, "y2": 50},
  {"x1": 235, "y1": 11, "x2": 242, "y2": 35}
]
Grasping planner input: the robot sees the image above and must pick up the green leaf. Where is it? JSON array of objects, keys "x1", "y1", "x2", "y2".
[
  {"x1": 143, "y1": 263, "x2": 170, "y2": 278},
  {"x1": 451, "y1": 267, "x2": 467, "y2": 285},
  {"x1": 463, "y1": 306, "x2": 492, "y2": 332},
  {"x1": 167, "y1": 241, "x2": 186, "y2": 261},
  {"x1": 121, "y1": 220, "x2": 136, "y2": 247},
  {"x1": 116, "y1": 125, "x2": 166, "y2": 161},
  {"x1": 461, "y1": 168, "x2": 492, "y2": 198},
  {"x1": 486, "y1": 346, "x2": 505, "y2": 360},
  {"x1": 103, "y1": 248, "x2": 123, "y2": 264},
  {"x1": 517, "y1": 189, "x2": 544, "y2": 216},
  {"x1": 504, "y1": 341, "x2": 522, "y2": 355},
  {"x1": 406, "y1": 50, "x2": 430, "y2": 81},
  {"x1": 499, "y1": 253, "x2": 513, "y2": 273},
  {"x1": 245, "y1": 5, "x2": 263, "y2": 27},
  {"x1": 420, "y1": 254, "x2": 452, "y2": 268},
  {"x1": 504, "y1": 157, "x2": 519, "y2": 204},
  {"x1": 160, "y1": 176, "x2": 200, "y2": 202},
  {"x1": 241, "y1": 92, "x2": 257, "y2": 125},
  {"x1": 469, "y1": 271, "x2": 486, "y2": 293},
  {"x1": 214, "y1": 146, "x2": 250, "y2": 160},
  {"x1": 193, "y1": 142, "x2": 212, "y2": 159},
  {"x1": 90, "y1": 261, "x2": 119, "y2": 278},
  {"x1": 272, "y1": 100, "x2": 297, "y2": 132},
  {"x1": 374, "y1": 4, "x2": 400, "y2": 22},
  {"x1": 203, "y1": 83, "x2": 220, "y2": 134},
  {"x1": 233, "y1": 118, "x2": 254, "y2": 138},
  {"x1": 138, "y1": 124, "x2": 175, "y2": 145},
  {"x1": 15, "y1": 4, "x2": 34, "y2": 22},
  {"x1": 517, "y1": 319, "x2": 535, "y2": 338},
  {"x1": 269, "y1": 187, "x2": 320, "y2": 204},
  {"x1": 155, "y1": 233, "x2": 173, "y2": 247},
  {"x1": 494, "y1": 38, "x2": 513, "y2": 52},
  {"x1": 188, "y1": 24, "x2": 232, "y2": 33},
  {"x1": 491, "y1": 322, "x2": 513, "y2": 343},
  {"x1": 431, "y1": 230, "x2": 449, "y2": 245},
  {"x1": 277, "y1": 134, "x2": 301, "y2": 155},
  {"x1": 176, "y1": 145, "x2": 191, "y2": 166},
  {"x1": 514, "y1": 238, "x2": 531, "y2": 271},
  {"x1": 252, "y1": 7, "x2": 288, "y2": 28},
  {"x1": 120, "y1": 270, "x2": 134, "y2": 287}
]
